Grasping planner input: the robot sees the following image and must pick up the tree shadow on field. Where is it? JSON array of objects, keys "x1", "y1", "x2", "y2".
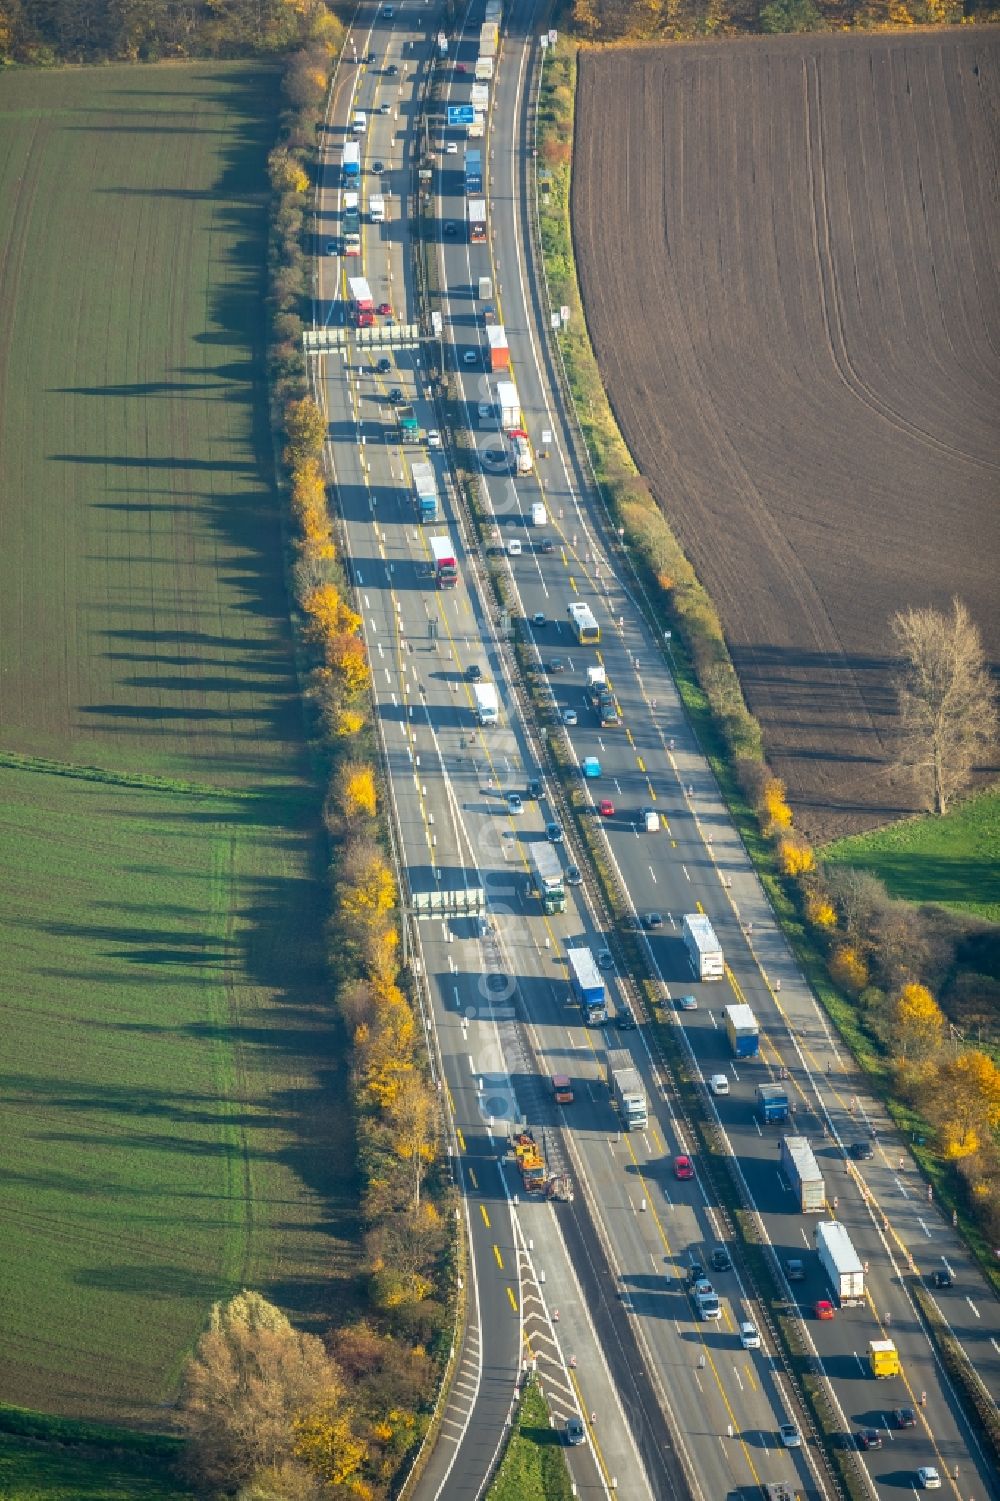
[{"x1": 35, "y1": 69, "x2": 358, "y2": 1325}]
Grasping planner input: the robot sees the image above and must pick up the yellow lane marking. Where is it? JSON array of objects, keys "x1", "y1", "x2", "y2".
[
  {"x1": 507, "y1": 1286, "x2": 518, "y2": 1312},
  {"x1": 480, "y1": 1204, "x2": 491, "y2": 1229},
  {"x1": 456, "y1": 1127, "x2": 465, "y2": 1151},
  {"x1": 493, "y1": 1244, "x2": 504, "y2": 1270}
]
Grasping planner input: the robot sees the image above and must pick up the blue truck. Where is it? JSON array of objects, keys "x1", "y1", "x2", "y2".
[
  {"x1": 756, "y1": 1082, "x2": 789, "y2": 1124},
  {"x1": 568, "y1": 947, "x2": 606, "y2": 1024},
  {"x1": 411, "y1": 461, "x2": 438, "y2": 522},
  {"x1": 724, "y1": 1003, "x2": 760, "y2": 1058},
  {"x1": 465, "y1": 147, "x2": 483, "y2": 194},
  {"x1": 342, "y1": 139, "x2": 361, "y2": 186}
]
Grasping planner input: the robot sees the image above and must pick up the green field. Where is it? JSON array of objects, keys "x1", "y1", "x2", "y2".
[
  {"x1": 0, "y1": 1424, "x2": 190, "y2": 1501},
  {"x1": 0, "y1": 65, "x2": 302, "y2": 787},
  {"x1": 0, "y1": 66, "x2": 351, "y2": 1432},
  {"x1": 821, "y1": 788, "x2": 1000, "y2": 922}
]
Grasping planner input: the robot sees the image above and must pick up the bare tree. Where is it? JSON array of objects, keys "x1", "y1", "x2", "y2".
[
  {"x1": 179, "y1": 1291, "x2": 343, "y2": 1493},
  {"x1": 890, "y1": 598, "x2": 997, "y2": 815}
]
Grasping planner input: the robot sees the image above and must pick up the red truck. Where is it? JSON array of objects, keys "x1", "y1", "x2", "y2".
[
  {"x1": 348, "y1": 275, "x2": 374, "y2": 328},
  {"x1": 485, "y1": 324, "x2": 510, "y2": 371},
  {"x1": 429, "y1": 534, "x2": 458, "y2": 588}
]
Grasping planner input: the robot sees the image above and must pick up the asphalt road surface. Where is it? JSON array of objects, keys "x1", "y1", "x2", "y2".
[{"x1": 314, "y1": 3, "x2": 1000, "y2": 1500}]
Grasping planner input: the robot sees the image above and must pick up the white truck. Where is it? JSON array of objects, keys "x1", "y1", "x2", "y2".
[
  {"x1": 368, "y1": 193, "x2": 385, "y2": 223},
  {"x1": 475, "y1": 55, "x2": 494, "y2": 81},
  {"x1": 781, "y1": 1136, "x2": 826, "y2": 1212},
  {"x1": 607, "y1": 1048, "x2": 647, "y2": 1130},
  {"x1": 682, "y1": 912, "x2": 725, "y2": 980},
  {"x1": 510, "y1": 431, "x2": 532, "y2": 476},
  {"x1": 497, "y1": 380, "x2": 520, "y2": 430},
  {"x1": 531, "y1": 502, "x2": 547, "y2": 526},
  {"x1": 473, "y1": 682, "x2": 499, "y2": 726},
  {"x1": 815, "y1": 1220, "x2": 865, "y2": 1306}
]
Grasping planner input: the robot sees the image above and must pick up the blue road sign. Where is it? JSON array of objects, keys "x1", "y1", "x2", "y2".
[{"x1": 447, "y1": 105, "x2": 475, "y2": 126}]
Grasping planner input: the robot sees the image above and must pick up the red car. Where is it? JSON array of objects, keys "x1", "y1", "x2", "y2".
[
  {"x1": 376, "y1": 302, "x2": 392, "y2": 317},
  {"x1": 674, "y1": 1155, "x2": 694, "y2": 1181},
  {"x1": 815, "y1": 1299, "x2": 835, "y2": 1321},
  {"x1": 599, "y1": 799, "x2": 614, "y2": 817},
  {"x1": 456, "y1": 62, "x2": 467, "y2": 72}
]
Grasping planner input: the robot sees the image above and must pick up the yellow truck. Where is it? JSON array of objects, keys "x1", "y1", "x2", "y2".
[
  {"x1": 512, "y1": 1131, "x2": 547, "y2": 1192},
  {"x1": 869, "y1": 1339, "x2": 901, "y2": 1378}
]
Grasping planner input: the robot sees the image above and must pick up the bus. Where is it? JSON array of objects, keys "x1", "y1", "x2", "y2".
[{"x1": 567, "y1": 601, "x2": 600, "y2": 645}]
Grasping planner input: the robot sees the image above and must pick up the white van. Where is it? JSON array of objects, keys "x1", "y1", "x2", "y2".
[
  {"x1": 352, "y1": 111, "x2": 368, "y2": 134},
  {"x1": 531, "y1": 502, "x2": 547, "y2": 526},
  {"x1": 507, "y1": 539, "x2": 522, "y2": 557},
  {"x1": 639, "y1": 808, "x2": 660, "y2": 833}
]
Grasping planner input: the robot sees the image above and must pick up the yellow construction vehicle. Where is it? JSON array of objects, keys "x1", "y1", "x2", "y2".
[{"x1": 869, "y1": 1339, "x2": 901, "y2": 1378}]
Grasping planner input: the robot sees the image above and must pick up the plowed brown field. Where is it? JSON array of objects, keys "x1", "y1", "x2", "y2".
[{"x1": 573, "y1": 31, "x2": 1000, "y2": 841}]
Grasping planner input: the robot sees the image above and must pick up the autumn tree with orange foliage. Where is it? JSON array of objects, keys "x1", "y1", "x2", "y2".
[
  {"x1": 890, "y1": 983, "x2": 945, "y2": 1065},
  {"x1": 927, "y1": 1051, "x2": 1000, "y2": 1159}
]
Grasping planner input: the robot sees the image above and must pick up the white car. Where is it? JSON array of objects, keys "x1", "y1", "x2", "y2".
[
  {"x1": 446, "y1": 142, "x2": 458, "y2": 154},
  {"x1": 779, "y1": 1423, "x2": 801, "y2": 1449},
  {"x1": 739, "y1": 1321, "x2": 760, "y2": 1349},
  {"x1": 507, "y1": 539, "x2": 522, "y2": 557},
  {"x1": 709, "y1": 1074, "x2": 730, "y2": 1095},
  {"x1": 917, "y1": 1469, "x2": 941, "y2": 1491},
  {"x1": 562, "y1": 708, "x2": 578, "y2": 726},
  {"x1": 427, "y1": 429, "x2": 442, "y2": 448}
]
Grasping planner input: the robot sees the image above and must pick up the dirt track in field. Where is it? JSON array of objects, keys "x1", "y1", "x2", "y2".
[{"x1": 573, "y1": 31, "x2": 1000, "y2": 842}]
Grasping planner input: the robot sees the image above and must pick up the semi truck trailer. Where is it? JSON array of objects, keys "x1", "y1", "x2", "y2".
[
  {"x1": 411, "y1": 461, "x2": 438, "y2": 522},
  {"x1": 683, "y1": 913, "x2": 724, "y2": 980},
  {"x1": 815, "y1": 1220, "x2": 865, "y2": 1306},
  {"x1": 568, "y1": 947, "x2": 606, "y2": 1024},
  {"x1": 607, "y1": 1048, "x2": 648, "y2": 1130},
  {"x1": 756, "y1": 1082, "x2": 790, "y2": 1124},
  {"x1": 724, "y1": 1003, "x2": 760, "y2": 1057},
  {"x1": 429, "y1": 534, "x2": 458, "y2": 588},
  {"x1": 780, "y1": 1136, "x2": 826, "y2": 1212},
  {"x1": 529, "y1": 842, "x2": 565, "y2": 914}
]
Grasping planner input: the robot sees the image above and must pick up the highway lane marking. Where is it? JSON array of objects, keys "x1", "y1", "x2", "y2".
[
  {"x1": 917, "y1": 1218, "x2": 932, "y2": 1238},
  {"x1": 506, "y1": 1287, "x2": 517, "y2": 1312},
  {"x1": 456, "y1": 1128, "x2": 465, "y2": 1151},
  {"x1": 649, "y1": 866, "x2": 657, "y2": 884},
  {"x1": 966, "y1": 1297, "x2": 980, "y2": 1318},
  {"x1": 480, "y1": 1205, "x2": 491, "y2": 1229},
  {"x1": 681, "y1": 864, "x2": 691, "y2": 880},
  {"x1": 636, "y1": 756, "x2": 646, "y2": 772},
  {"x1": 493, "y1": 1244, "x2": 504, "y2": 1270},
  {"x1": 467, "y1": 1167, "x2": 478, "y2": 1189}
]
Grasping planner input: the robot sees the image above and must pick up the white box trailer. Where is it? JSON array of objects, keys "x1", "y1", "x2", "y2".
[
  {"x1": 475, "y1": 56, "x2": 494, "y2": 81},
  {"x1": 496, "y1": 380, "x2": 519, "y2": 429},
  {"x1": 815, "y1": 1220, "x2": 865, "y2": 1306},
  {"x1": 607, "y1": 1047, "x2": 647, "y2": 1130},
  {"x1": 473, "y1": 682, "x2": 499, "y2": 726},
  {"x1": 781, "y1": 1136, "x2": 826, "y2": 1212},
  {"x1": 471, "y1": 82, "x2": 490, "y2": 110},
  {"x1": 682, "y1": 912, "x2": 725, "y2": 980}
]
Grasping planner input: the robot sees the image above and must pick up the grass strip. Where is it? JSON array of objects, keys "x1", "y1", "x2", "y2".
[{"x1": 485, "y1": 1379, "x2": 574, "y2": 1501}]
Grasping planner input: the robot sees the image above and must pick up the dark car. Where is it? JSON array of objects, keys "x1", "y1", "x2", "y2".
[
  {"x1": 539, "y1": 538, "x2": 555, "y2": 553},
  {"x1": 641, "y1": 912, "x2": 663, "y2": 930},
  {"x1": 376, "y1": 357, "x2": 391, "y2": 374},
  {"x1": 386, "y1": 62, "x2": 398, "y2": 75},
  {"x1": 546, "y1": 821, "x2": 563, "y2": 844},
  {"x1": 710, "y1": 1246, "x2": 732, "y2": 1273},
  {"x1": 857, "y1": 1429, "x2": 883, "y2": 1451},
  {"x1": 686, "y1": 1261, "x2": 706, "y2": 1285},
  {"x1": 850, "y1": 1140, "x2": 874, "y2": 1161},
  {"x1": 444, "y1": 221, "x2": 457, "y2": 236},
  {"x1": 527, "y1": 778, "x2": 542, "y2": 799},
  {"x1": 616, "y1": 1007, "x2": 636, "y2": 1030},
  {"x1": 566, "y1": 864, "x2": 583, "y2": 887},
  {"x1": 546, "y1": 657, "x2": 566, "y2": 673},
  {"x1": 931, "y1": 1268, "x2": 953, "y2": 1288},
  {"x1": 786, "y1": 1258, "x2": 805, "y2": 1281},
  {"x1": 389, "y1": 386, "x2": 403, "y2": 403},
  {"x1": 465, "y1": 664, "x2": 482, "y2": 682},
  {"x1": 372, "y1": 160, "x2": 385, "y2": 175},
  {"x1": 894, "y1": 1407, "x2": 917, "y2": 1429}
]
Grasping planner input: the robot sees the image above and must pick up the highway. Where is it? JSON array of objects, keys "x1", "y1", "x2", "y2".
[{"x1": 313, "y1": 3, "x2": 1000, "y2": 1501}]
